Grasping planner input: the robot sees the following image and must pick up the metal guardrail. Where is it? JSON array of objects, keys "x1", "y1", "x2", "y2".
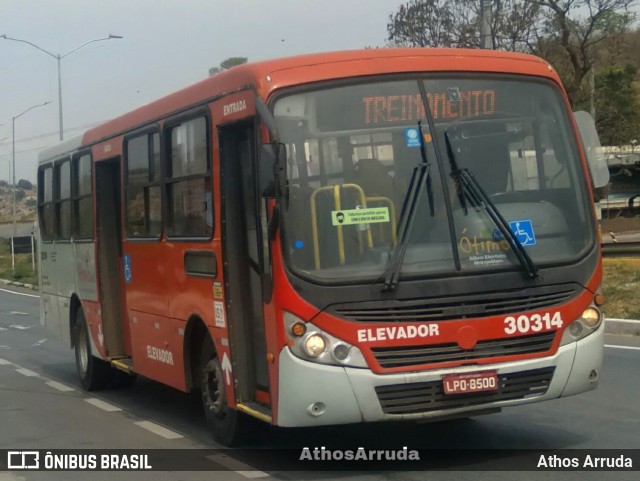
[{"x1": 602, "y1": 242, "x2": 640, "y2": 257}]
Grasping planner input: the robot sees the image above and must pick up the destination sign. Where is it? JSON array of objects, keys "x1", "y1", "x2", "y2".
[{"x1": 362, "y1": 90, "x2": 496, "y2": 124}]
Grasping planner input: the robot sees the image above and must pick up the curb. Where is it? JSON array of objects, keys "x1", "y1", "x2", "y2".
[
  {"x1": 605, "y1": 318, "x2": 640, "y2": 337},
  {"x1": 0, "y1": 278, "x2": 37, "y2": 291}
]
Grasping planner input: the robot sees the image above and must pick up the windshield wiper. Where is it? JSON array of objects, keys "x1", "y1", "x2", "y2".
[
  {"x1": 383, "y1": 121, "x2": 434, "y2": 291},
  {"x1": 444, "y1": 130, "x2": 539, "y2": 280}
]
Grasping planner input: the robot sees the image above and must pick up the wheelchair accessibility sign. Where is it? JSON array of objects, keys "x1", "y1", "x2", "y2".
[
  {"x1": 123, "y1": 254, "x2": 132, "y2": 283},
  {"x1": 508, "y1": 219, "x2": 536, "y2": 246}
]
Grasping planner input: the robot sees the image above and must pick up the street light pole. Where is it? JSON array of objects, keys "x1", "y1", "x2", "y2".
[
  {"x1": 1, "y1": 34, "x2": 123, "y2": 140},
  {"x1": 12, "y1": 102, "x2": 51, "y2": 239}
]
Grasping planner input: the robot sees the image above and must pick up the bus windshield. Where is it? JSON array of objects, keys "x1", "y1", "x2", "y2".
[{"x1": 273, "y1": 76, "x2": 594, "y2": 283}]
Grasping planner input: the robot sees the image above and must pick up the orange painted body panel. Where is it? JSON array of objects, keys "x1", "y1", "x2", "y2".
[{"x1": 128, "y1": 310, "x2": 186, "y2": 390}]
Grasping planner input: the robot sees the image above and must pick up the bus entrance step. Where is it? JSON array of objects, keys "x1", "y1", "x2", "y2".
[
  {"x1": 111, "y1": 358, "x2": 134, "y2": 374},
  {"x1": 236, "y1": 402, "x2": 273, "y2": 424}
]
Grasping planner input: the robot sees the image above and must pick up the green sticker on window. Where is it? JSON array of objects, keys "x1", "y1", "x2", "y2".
[{"x1": 331, "y1": 207, "x2": 390, "y2": 226}]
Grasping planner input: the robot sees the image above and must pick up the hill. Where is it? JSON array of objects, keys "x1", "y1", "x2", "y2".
[{"x1": 0, "y1": 180, "x2": 37, "y2": 225}]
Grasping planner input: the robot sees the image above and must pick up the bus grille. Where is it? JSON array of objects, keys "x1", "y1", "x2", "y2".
[
  {"x1": 330, "y1": 285, "x2": 578, "y2": 323},
  {"x1": 371, "y1": 331, "x2": 555, "y2": 368},
  {"x1": 375, "y1": 367, "x2": 555, "y2": 415}
]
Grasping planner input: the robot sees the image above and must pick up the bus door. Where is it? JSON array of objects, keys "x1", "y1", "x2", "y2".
[
  {"x1": 95, "y1": 157, "x2": 126, "y2": 358},
  {"x1": 219, "y1": 122, "x2": 271, "y2": 405}
]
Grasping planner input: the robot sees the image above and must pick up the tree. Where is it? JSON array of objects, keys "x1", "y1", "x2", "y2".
[
  {"x1": 386, "y1": 1, "x2": 638, "y2": 105},
  {"x1": 529, "y1": 1, "x2": 637, "y2": 106},
  {"x1": 17, "y1": 179, "x2": 32, "y2": 190},
  {"x1": 209, "y1": 57, "x2": 248, "y2": 76},
  {"x1": 387, "y1": 0, "x2": 457, "y2": 47},
  {"x1": 387, "y1": 1, "x2": 540, "y2": 51},
  {"x1": 594, "y1": 64, "x2": 640, "y2": 145}
]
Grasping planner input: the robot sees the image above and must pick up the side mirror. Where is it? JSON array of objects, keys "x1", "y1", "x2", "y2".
[
  {"x1": 259, "y1": 143, "x2": 287, "y2": 199},
  {"x1": 573, "y1": 111, "x2": 610, "y2": 189}
]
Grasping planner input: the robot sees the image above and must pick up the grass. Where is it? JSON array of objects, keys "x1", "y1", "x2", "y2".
[
  {"x1": 602, "y1": 258, "x2": 640, "y2": 320},
  {"x1": 0, "y1": 237, "x2": 38, "y2": 286}
]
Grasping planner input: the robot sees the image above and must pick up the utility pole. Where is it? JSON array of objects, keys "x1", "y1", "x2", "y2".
[
  {"x1": 481, "y1": 0, "x2": 492, "y2": 49},
  {"x1": 1, "y1": 34, "x2": 123, "y2": 140}
]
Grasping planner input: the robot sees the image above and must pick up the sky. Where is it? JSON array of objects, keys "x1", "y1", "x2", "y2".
[{"x1": 0, "y1": 0, "x2": 398, "y2": 182}]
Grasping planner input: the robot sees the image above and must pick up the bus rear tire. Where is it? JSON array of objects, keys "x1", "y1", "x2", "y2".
[
  {"x1": 200, "y1": 338, "x2": 248, "y2": 446},
  {"x1": 74, "y1": 308, "x2": 110, "y2": 391}
]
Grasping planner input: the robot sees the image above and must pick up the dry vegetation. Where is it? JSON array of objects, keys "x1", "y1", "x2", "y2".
[
  {"x1": 602, "y1": 258, "x2": 640, "y2": 320},
  {"x1": 0, "y1": 238, "x2": 38, "y2": 286}
]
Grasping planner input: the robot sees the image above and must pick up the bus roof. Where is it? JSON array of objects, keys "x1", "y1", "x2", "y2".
[{"x1": 40, "y1": 48, "x2": 557, "y2": 164}]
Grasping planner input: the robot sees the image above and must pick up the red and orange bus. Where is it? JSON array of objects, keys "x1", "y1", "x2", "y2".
[{"x1": 37, "y1": 48, "x2": 608, "y2": 445}]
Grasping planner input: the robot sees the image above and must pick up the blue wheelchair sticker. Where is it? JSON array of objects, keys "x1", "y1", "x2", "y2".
[
  {"x1": 123, "y1": 254, "x2": 132, "y2": 283},
  {"x1": 508, "y1": 219, "x2": 536, "y2": 246},
  {"x1": 404, "y1": 128, "x2": 421, "y2": 148}
]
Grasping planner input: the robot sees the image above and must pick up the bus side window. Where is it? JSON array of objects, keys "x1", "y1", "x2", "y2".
[
  {"x1": 125, "y1": 132, "x2": 162, "y2": 238},
  {"x1": 55, "y1": 159, "x2": 72, "y2": 240},
  {"x1": 73, "y1": 153, "x2": 94, "y2": 239},
  {"x1": 38, "y1": 165, "x2": 55, "y2": 241},
  {"x1": 166, "y1": 116, "x2": 212, "y2": 239}
]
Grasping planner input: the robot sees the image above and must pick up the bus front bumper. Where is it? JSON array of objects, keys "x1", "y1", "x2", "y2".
[{"x1": 276, "y1": 325, "x2": 603, "y2": 427}]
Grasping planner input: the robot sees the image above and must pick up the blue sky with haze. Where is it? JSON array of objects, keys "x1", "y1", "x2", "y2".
[{"x1": 1, "y1": 0, "x2": 395, "y2": 181}]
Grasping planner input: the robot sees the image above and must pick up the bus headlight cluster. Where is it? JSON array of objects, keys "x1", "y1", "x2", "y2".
[
  {"x1": 560, "y1": 305, "x2": 603, "y2": 346},
  {"x1": 284, "y1": 312, "x2": 367, "y2": 368},
  {"x1": 304, "y1": 334, "x2": 326, "y2": 357}
]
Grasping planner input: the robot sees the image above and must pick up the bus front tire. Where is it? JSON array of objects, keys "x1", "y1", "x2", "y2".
[
  {"x1": 200, "y1": 338, "x2": 247, "y2": 446},
  {"x1": 74, "y1": 308, "x2": 110, "y2": 391}
]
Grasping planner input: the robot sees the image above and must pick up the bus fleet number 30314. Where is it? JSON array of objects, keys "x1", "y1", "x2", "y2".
[{"x1": 504, "y1": 312, "x2": 563, "y2": 335}]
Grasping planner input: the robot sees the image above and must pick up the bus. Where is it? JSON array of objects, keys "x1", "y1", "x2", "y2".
[{"x1": 37, "y1": 48, "x2": 609, "y2": 446}]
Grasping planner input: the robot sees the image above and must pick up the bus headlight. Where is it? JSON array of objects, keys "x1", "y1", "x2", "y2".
[
  {"x1": 284, "y1": 312, "x2": 368, "y2": 368},
  {"x1": 580, "y1": 307, "x2": 600, "y2": 328},
  {"x1": 560, "y1": 305, "x2": 603, "y2": 345},
  {"x1": 303, "y1": 334, "x2": 326, "y2": 357}
]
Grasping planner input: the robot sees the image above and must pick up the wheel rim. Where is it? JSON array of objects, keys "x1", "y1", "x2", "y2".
[{"x1": 203, "y1": 359, "x2": 227, "y2": 419}]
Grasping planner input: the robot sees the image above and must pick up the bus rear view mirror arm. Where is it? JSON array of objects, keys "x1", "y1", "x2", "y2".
[{"x1": 259, "y1": 143, "x2": 288, "y2": 204}]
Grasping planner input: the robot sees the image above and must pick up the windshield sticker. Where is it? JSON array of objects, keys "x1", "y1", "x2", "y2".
[
  {"x1": 458, "y1": 220, "x2": 536, "y2": 266},
  {"x1": 459, "y1": 228, "x2": 509, "y2": 255},
  {"x1": 509, "y1": 219, "x2": 536, "y2": 246},
  {"x1": 405, "y1": 128, "x2": 421, "y2": 148},
  {"x1": 459, "y1": 227, "x2": 509, "y2": 266},
  {"x1": 332, "y1": 207, "x2": 390, "y2": 226}
]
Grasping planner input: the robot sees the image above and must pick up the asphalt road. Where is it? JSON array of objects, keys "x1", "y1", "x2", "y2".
[{"x1": 0, "y1": 285, "x2": 639, "y2": 481}]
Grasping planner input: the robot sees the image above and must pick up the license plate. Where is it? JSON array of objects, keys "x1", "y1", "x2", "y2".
[{"x1": 442, "y1": 371, "x2": 499, "y2": 395}]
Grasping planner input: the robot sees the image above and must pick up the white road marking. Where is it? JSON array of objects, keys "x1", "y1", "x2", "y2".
[
  {"x1": 32, "y1": 339, "x2": 47, "y2": 347},
  {"x1": 606, "y1": 318, "x2": 639, "y2": 323},
  {"x1": 206, "y1": 454, "x2": 270, "y2": 478},
  {"x1": 46, "y1": 381, "x2": 75, "y2": 392},
  {"x1": 234, "y1": 471, "x2": 271, "y2": 479},
  {"x1": 0, "y1": 346, "x2": 12, "y2": 350},
  {"x1": 85, "y1": 398, "x2": 122, "y2": 412},
  {"x1": 605, "y1": 344, "x2": 640, "y2": 351},
  {"x1": 0, "y1": 287, "x2": 39, "y2": 298},
  {"x1": 0, "y1": 327, "x2": 6, "y2": 331},
  {"x1": 9, "y1": 325, "x2": 31, "y2": 330},
  {"x1": 0, "y1": 358, "x2": 12, "y2": 365},
  {"x1": 134, "y1": 420, "x2": 183, "y2": 439},
  {"x1": 10, "y1": 311, "x2": 29, "y2": 315},
  {"x1": 15, "y1": 368, "x2": 39, "y2": 377}
]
